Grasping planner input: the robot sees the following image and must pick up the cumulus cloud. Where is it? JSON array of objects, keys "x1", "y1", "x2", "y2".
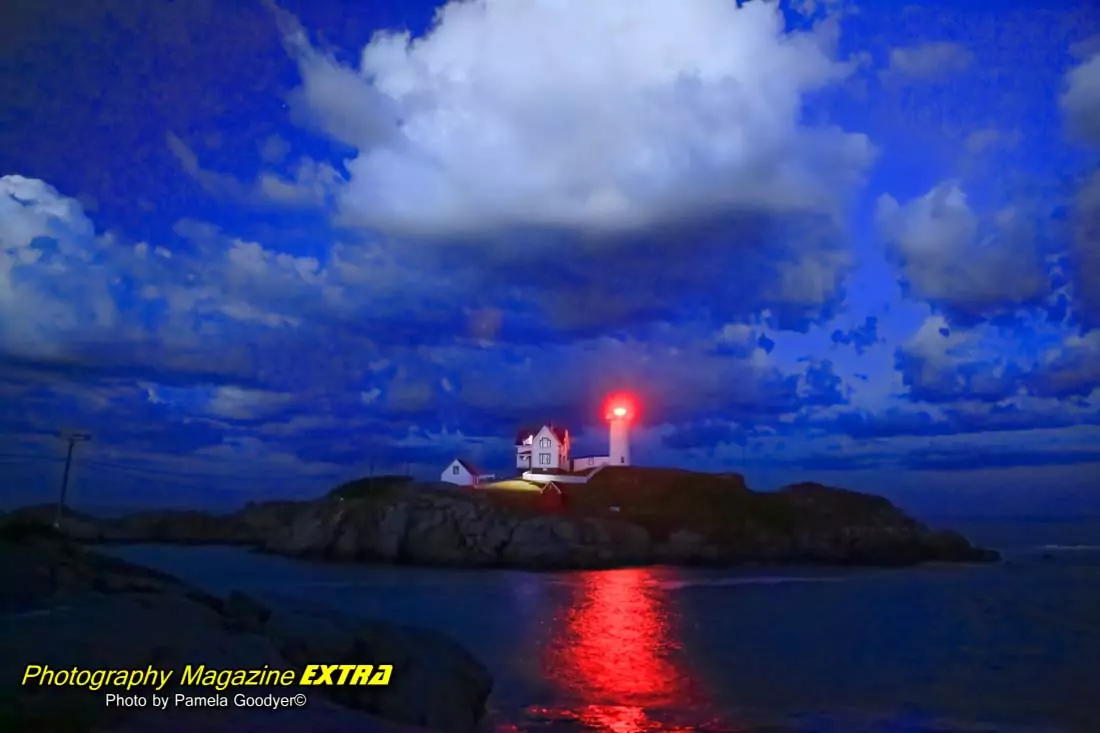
[
  {"x1": 0, "y1": 175, "x2": 94, "y2": 249},
  {"x1": 0, "y1": 175, "x2": 119, "y2": 356},
  {"x1": 167, "y1": 132, "x2": 344, "y2": 208},
  {"x1": 205, "y1": 386, "x2": 297, "y2": 420},
  {"x1": 257, "y1": 158, "x2": 343, "y2": 206},
  {"x1": 876, "y1": 181, "x2": 1049, "y2": 321},
  {"x1": 880, "y1": 41, "x2": 973, "y2": 83},
  {"x1": 0, "y1": 174, "x2": 355, "y2": 386},
  {"x1": 256, "y1": 0, "x2": 888, "y2": 337},
  {"x1": 1060, "y1": 51, "x2": 1100, "y2": 144},
  {"x1": 1031, "y1": 329, "x2": 1100, "y2": 399},
  {"x1": 894, "y1": 315, "x2": 1024, "y2": 403},
  {"x1": 276, "y1": 0, "x2": 873, "y2": 237}
]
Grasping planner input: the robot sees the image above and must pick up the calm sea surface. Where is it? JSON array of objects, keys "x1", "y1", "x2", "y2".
[{"x1": 102, "y1": 519, "x2": 1100, "y2": 733}]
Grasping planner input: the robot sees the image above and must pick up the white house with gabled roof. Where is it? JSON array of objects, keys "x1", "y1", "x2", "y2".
[{"x1": 515, "y1": 424, "x2": 570, "y2": 470}]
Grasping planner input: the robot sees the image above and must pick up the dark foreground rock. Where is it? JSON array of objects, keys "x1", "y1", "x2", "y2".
[{"x1": 0, "y1": 523, "x2": 492, "y2": 733}]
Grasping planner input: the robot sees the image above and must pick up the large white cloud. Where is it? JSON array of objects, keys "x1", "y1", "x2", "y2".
[
  {"x1": 278, "y1": 0, "x2": 874, "y2": 237},
  {"x1": 875, "y1": 181, "x2": 1049, "y2": 319}
]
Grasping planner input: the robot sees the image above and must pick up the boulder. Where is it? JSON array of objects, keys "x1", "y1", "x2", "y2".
[
  {"x1": 263, "y1": 605, "x2": 492, "y2": 732},
  {"x1": 0, "y1": 528, "x2": 492, "y2": 733}
]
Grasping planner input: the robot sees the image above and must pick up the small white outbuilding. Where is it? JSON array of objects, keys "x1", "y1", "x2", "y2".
[{"x1": 441, "y1": 458, "x2": 493, "y2": 487}]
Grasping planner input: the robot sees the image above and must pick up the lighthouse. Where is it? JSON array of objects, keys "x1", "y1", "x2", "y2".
[{"x1": 604, "y1": 394, "x2": 636, "y2": 466}]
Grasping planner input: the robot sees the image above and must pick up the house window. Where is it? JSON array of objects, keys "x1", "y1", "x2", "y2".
[
  {"x1": 620, "y1": 457, "x2": 625, "y2": 464},
  {"x1": 453, "y1": 465, "x2": 460, "y2": 474},
  {"x1": 540, "y1": 453, "x2": 551, "y2": 464},
  {"x1": 539, "y1": 437, "x2": 551, "y2": 448}
]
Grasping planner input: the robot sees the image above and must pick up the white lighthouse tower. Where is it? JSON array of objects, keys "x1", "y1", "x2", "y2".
[{"x1": 605, "y1": 395, "x2": 635, "y2": 466}]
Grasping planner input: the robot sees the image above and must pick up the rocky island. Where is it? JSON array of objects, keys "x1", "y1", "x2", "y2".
[
  {"x1": 4, "y1": 467, "x2": 1000, "y2": 569},
  {"x1": 0, "y1": 469, "x2": 1000, "y2": 731}
]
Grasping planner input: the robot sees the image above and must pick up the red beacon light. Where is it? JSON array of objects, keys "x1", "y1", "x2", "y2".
[{"x1": 603, "y1": 394, "x2": 637, "y2": 422}]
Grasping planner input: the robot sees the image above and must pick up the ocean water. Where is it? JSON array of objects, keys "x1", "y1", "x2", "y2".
[{"x1": 101, "y1": 519, "x2": 1100, "y2": 733}]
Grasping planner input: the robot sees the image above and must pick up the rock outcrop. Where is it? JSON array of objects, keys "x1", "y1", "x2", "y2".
[
  {"x1": 262, "y1": 490, "x2": 652, "y2": 570},
  {"x1": 1, "y1": 505, "x2": 252, "y2": 545},
  {"x1": 0, "y1": 523, "x2": 493, "y2": 733},
  {"x1": 2, "y1": 469, "x2": 1000, "y2": 569},
  {"x1": 644, "y1": 482, "x2": 1000, "y2": 566}
]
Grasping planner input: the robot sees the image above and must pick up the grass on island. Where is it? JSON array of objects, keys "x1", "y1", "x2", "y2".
[
  {"x1": 481, "y1": 479, "x2": 544, "y2": 492},
  {"x1": 563, "y1": 466, "x2": 800, "y2": 540},
  {"x1": 317, "y1": 466, "x2": 901, "y2": 544}
]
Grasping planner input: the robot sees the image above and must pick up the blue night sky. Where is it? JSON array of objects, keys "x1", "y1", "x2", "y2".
[{"x1": 1, "y1": 0, "x2": 1098, "y2": 517}]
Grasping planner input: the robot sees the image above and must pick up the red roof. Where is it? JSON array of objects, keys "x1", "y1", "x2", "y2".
[
  {"x1": 454, "y1": 459, "x2": 482, "y2": 475},
  {"x1": 516, "y1": 423, "x2": 568, "y2": 444}
]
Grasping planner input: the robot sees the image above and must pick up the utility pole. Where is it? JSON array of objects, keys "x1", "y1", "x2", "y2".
[{"x1": 55, "y1": 432, "x2": 91, "y2": 529}]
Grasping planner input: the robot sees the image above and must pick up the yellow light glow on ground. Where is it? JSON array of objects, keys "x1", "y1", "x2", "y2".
[{"x1": 483, "y1": 480, "x2": 544, "y2": 492}]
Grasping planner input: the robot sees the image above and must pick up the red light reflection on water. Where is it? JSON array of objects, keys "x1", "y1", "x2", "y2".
[{"x1": 534, "y1": 568, "x2": 709, "y2": 733}]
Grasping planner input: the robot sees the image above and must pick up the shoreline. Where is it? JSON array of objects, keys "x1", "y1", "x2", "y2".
[
  {"x1": 2, "y1": 470, "x2": 1002, "y2": 571},
  {"x1": 97, "y1": 539, "x2": 1006, "y2": 573}
]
